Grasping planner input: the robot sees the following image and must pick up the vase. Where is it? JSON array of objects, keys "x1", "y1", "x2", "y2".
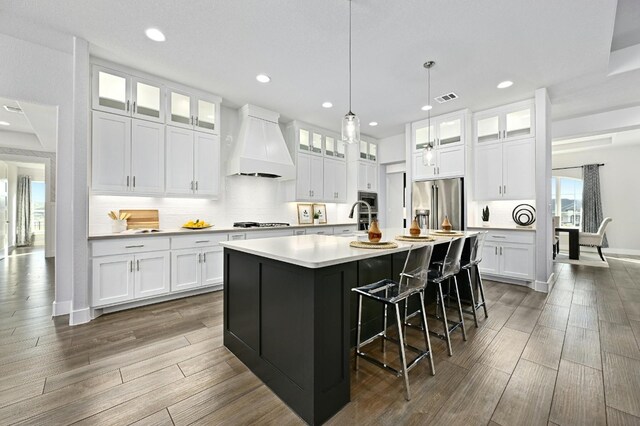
[
  {"x1": 409, "y1": 218, "x2": 421, "y2": 236},
  {"x1": 313, "y1": 219, "x2": 319, "y2": 225},
  {"x1": 368, "y1": 219, "x2": 382, "y2": 243},
  {"x1": 111, "y1": 219, "x2": 127, "y2": 233},
  {"x1": 441, "y1": 215, "x2": 452, "y2": 232},
  {"x1": 482, "y1": 221, "x2": 490, "y2": 227}
]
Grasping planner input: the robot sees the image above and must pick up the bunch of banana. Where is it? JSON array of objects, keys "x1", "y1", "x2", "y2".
[{"x1": 183, "y1": 219, "x2": 212, "y2": 229}]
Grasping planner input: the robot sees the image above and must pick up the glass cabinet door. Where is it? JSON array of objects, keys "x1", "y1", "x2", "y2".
[
  {"x1": 312, "y1": 132, "x2": 323, "y2": 154},
  {"x1": 414, "y1": 124, "x2": 435, "y2": 150},
  {"x1": 325, "y1": 136, "x2": 335, "y2": 156},
  {"x1": 299, "y1": 129, "x2": 310, "y2": 151},
  {"x1": 359, "y1": 141, "x2": 368, "y2": 159},
  {"x1": 195, "y1": 99, "x2": 216, "y2": 132},
  {"x1": 133, "y1": 79, "x2": 162, "y2": 122},
  {"x1": 505, "y1": 108, "x2": 532, "y2": 140},
  {"x1": 169, "y1": 91, "x2": 192, "y2": 127},
  {"x1": 368, "y1": 143, "x2": 377, "y2": 162},
  {"x1": 95, "y1": 68, "x2": 130, "y2": 114},
  {"x1": 476, "y1": 115, "x2": 500, "y2": 143},
  {"x1": 336, "y1": 139, "x2": 346, "y2": 158},
  {"x1": 438, "y1": 118, "x2": 462, "y2": 146}
]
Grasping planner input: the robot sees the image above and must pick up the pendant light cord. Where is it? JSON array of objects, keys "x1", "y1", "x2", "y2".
[
  {"x1": 349, "y1": 0, "x2": 352, "y2": 112},
  {"x1": 427, "y1": 64, "x2": 431, "y2": 143}
]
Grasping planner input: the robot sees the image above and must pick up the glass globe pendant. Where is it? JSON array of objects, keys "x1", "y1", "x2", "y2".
[
  {"x1": 422, "y1": 60, "x2": 436, "y2": 166},
  {"x1": 342, "y1": 0, "x2": 360, "y2": 144}
]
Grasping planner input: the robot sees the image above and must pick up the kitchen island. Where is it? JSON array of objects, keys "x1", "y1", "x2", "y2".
[{"x1": 221, "y1": 230, "x2": 469, "y2": 425}]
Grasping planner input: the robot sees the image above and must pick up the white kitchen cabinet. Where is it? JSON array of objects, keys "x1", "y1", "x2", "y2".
[
  {"x1": 359, "y1": 139, "x2": 378, "y2": 162},
  {"x1": 412, "y1": 152, "x2": 437, "y2": 181},
  {"x1": 201, "y1": 246, "x2": 224, "y2": 287},
  {"x1": 92, "y1": 254, "x2": 134, "y2": 306},
  {"x1": 324, "y1": 158, "x2": 347, "y2": 202},
  {"x1": 358, "y1": 162, "x2": 378, "y2": 192},
  {"x1": 474, "y1": 138, "x2": 534, "y2": 200},
  {"x1": 412, "y1": 146, "x2": 464, "y2": 181},
  {"x1": 412, "y1": 111, "x2": 465, "y2": 151},
  {"x1": 474, "y1": 100, "x2": 534, "y2": 144},
  {"x1": 91, "y1": 112, "x2": 164, "y2": 195},
  {"x1": 92, "y1": 65, "x2": 165, "y2": 123},
  {"x1": 171, "y1": 248, "x2": 201, "y2": 292},
  {"x1": 166, "y1": 127, "x2": 220, "y2": 197},
  {"x1": 167, "y1": 88, "x2": 219, "y2": 135},
  {"x1": 295, "y1": 152, "x2": 324, "y2": 200},
  {"x1": 473, "y1": 229, "x2": 535, "y2": 282},
  {"x1": 92, "y1": 250, "x2": 170, "y2": 307},
  {"x1": 324, "y1": 134, "x2": 346, "y2": 159}
]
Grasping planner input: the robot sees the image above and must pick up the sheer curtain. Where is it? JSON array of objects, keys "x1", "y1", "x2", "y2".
[
  {"x1": 582, "y1": 164, "x2": 608, "y2": 248},
  {"x1": 16, "y1": 175, "x2": 32, "y2": 247}
]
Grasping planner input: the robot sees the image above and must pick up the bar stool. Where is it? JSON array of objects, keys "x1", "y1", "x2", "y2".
[
  {"x1": 353, "y1": 245, "x2": 435, "y2": 401},
  {"x1": 460, "y1": 231, "x2": 489, "y2": 327},
  {"x1": 426, "y1": 237, "x2": 467, "y2": 356}
]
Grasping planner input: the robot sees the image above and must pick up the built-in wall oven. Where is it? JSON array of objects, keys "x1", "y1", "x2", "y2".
[{"x1": 357, "y1": 191, "x2": 378, "y2": 230}]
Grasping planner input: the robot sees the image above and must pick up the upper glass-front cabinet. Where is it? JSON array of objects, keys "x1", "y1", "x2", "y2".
[
  {"x1": 92, "y1": 65, "x2": 164, "y2": 123},
  {"x1": 299, "y1": 129, "x2": 310, "y2": 151},
  {"x1": 167, "y1": 89, "x2": 218, "y2": 134},
  {"x1": 412, "y1": 112, "x2": 465, "y2": 151},
  {"x1": 414, "y1": 123, "x2": 435, "y2": 151},
  {"x1": 312, "y1": 132, "x2": 323, "y2": 154},
  {"x1": 438, "y1": 118, "x2": 462, "y2": 146},
  {"x1": 474, "y1": 101, "x2": 534, "y2": 144},
  {"x1": 359, "y1": 140, "x2": 377, "y2": 162}
]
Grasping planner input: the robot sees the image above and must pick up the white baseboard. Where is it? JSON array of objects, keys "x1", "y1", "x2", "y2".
[
  {"x1": 69, "y1": 307, "x2": 91, "y2": 326},
  {"x1": 535, "y1": 272, "x2": 555, "y2": 294},
  {"x1": 603, "y1": 248, "x2": 640, "y2": 256},
  {"x1": 51, "y1": 300, "x2": 71, "y2": 316}
]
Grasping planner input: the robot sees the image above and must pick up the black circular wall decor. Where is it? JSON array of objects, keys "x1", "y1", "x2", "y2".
[{"x1": 512, "y1": 204, "x2": 536, "y2": 226}]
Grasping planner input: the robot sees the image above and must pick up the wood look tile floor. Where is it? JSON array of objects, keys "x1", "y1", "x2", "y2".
[{"x1": 2, "y1": 249, "x2": 640, "y2": 425}]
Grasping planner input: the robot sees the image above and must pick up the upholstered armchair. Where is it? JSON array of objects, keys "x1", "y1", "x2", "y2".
[{"x1": 579, "y1": 217, "x2": 612, "y2": 261}]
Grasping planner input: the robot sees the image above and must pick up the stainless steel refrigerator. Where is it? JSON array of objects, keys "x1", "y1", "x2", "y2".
[{"x1": 412, "y1": 178, "x2": 465, "y2": 230}]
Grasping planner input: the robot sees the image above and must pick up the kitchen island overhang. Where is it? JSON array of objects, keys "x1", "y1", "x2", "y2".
[{"x1": 220, "y1": 232, "x2": 470, "y2": 425}]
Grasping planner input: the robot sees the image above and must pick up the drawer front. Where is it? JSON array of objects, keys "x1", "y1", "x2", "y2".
[
  {"x1": 228, "y1": 232, "x2": 246, "y2": 241},
  {"x1": 292, "y1": 229, "x2": 306, "y2": 236},
  {"x1": 171, "y1": 233, "x2": 227, "y2": 249},
  {"x1": 92, "y1": 237, "x2": 170, "y2": 257},
  {"x1": 308, "y1": 227, "x2": 334, "y2": 235},
  {"x1": 483, "y1": 230, "x2": 535, "y2": 245},
  {"x1": 333, "y1": 225, "x2": 357, "y2": 235},
  {"x1": 245, "y1": 229, "x2": 295, "y2": 240}
]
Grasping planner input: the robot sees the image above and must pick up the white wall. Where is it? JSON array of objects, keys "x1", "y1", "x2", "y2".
[
  {"x1": 0, "y1": 30, "x2": 75, "y2": 316},
  {"x1": 16, "y1": 166, "x2": 45, "y2": 181},
  {"x1": 553, "y1": 142, "x2": 640, "y2": 253},
  {"x1": 378, "y1": 133, "x2": 405, "y2": 164}
]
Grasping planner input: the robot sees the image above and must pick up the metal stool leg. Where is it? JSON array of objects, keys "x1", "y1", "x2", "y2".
[
  {"x1": 453, "y1": 276, "x2": 467, "y2": 341},
  {"x1": 419, "y1": 291, "x2": 435, "y2": 375},
  {"x1": 354, "y1": 293, "x2": 363, "y2": 371},
  {"x1": 394, "y1": 303, "x2": 411, "y2": 401},
  {"x1": 437, "y1": 282, "x2": 453, "y2": 356},
  {"x1": 466, "y1": 268, "x2": 479, "y2": 327},
  {"x1": 382, "y1": 288, "x2": 388, "y2": 353},
  {"x1": 476, "y1": 265, "x2": 488, "y2": 319}
]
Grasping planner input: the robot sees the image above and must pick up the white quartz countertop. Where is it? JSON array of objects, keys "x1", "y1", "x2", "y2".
[
  {"x1": 88, "y1": 222, "x2": 357, "y2": 241},
  {"x1": 468, "y1": 225, "x2": 536, "y2": 232},
  {"x1": 220, "y1": 228, "x2": 476, "y2": 269}
]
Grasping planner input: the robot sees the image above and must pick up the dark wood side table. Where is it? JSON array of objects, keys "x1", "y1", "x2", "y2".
[{"x1": 556, "y1": 227, "x2": 580, "y2": 260}]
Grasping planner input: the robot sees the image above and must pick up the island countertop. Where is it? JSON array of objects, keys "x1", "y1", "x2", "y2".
[{"x1": 220, "y1": 228, "x2": 472, "y2": 269}]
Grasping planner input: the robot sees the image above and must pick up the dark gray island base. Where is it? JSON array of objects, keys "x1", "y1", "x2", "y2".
[{"x1": 222, "y1": 233, "x2": 465, "y2": 424}]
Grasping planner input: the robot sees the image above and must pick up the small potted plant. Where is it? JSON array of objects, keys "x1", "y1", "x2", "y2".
[
  {"x1": 313, "y1": 211, "x2": 320, "y2": 225},
  {"x1": 482, "y1": 205, "x2": 490, "y2": 227}
]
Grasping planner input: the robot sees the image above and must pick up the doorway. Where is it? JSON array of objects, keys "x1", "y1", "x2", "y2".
[{"x1": 386, "y1": 171, "x2": 406, "y2": 228}]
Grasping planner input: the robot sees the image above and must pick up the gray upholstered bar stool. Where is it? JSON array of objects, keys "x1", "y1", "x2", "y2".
[
  {"x1": 460, "y1": 231, "x2": 489, "y2": 327},
  {"x1": 353, "y1": 245, "x2": 435, "y2": 401},
  {"x1": 425, "y1": 236, "x2": 467, "y2": 356}
]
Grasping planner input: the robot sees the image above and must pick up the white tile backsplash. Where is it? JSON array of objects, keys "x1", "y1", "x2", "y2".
[
  {"x1": 468, "y1": 199, "x2": 536, "y2": 228},
  {"x1": 89, "y1": 175, "x2": 354, "y2": 234}
]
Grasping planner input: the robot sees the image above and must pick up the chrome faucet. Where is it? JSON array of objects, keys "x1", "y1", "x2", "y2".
[{"x1": 349, "y1": 201, "x2": 372, "y2": 230}]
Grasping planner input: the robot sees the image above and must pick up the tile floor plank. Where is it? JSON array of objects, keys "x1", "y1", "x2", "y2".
[
  {"x1": 602, "y1": 352, "x2": 640, "y2": 418},
  {"x1": 521, "y1": 325, "x2": 566, "y2": 370},
  {"x1": 562, "y1": 326, "x2": 602, "y2": 370}
]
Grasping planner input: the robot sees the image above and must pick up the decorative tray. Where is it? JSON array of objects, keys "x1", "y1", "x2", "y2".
[
  {"x1": 349, "y1": 241, "x2": 398, "y2": 249},
  {"x1": 430, "y1": 230, "x2": 465, "y2": 237},
  {"x1": 182, "y1": 225, "x2": 214, "y2": 230},
  {"x1": 395, "y1": 235, "x2": 436, "y2": 242}
]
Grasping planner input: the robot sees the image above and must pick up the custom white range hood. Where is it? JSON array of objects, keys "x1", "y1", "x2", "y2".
[{"x1": 227, "y1": 104, "x2": 295, "y2": 180}]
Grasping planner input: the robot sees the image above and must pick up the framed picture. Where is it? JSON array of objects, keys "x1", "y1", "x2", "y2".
[
  {"x1": 297, "y1": 203, "x2": 313, "y2": 224},
  {"x1": 313, "y1": 203, "x2": 327, "y2": 224}
]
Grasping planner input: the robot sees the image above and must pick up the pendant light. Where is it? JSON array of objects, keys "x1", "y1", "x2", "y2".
[
  {"x1": 342, "y1": 0, "x2": 360, "y2": 144},
  {"x1": 422, "y1": 61, "x2": 436, "y2": 166}
]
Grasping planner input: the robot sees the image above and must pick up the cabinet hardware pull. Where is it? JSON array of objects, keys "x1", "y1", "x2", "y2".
[
  {"x1": 499, "y1": 186, "x2": 502, "y2": 194},
  {"x1": 195, "y1": 181, "x2": 198, "y2": 191},
  {"x1": 126, "y1": 176, "x2": 130, "y2": 187},
  {"x1": 125, "y1": 244, "x2": 144, "y2": 248},
  {"x1": 195, "y1": 117, "x2": 199, "y2": 126},
  {"x1": 203, "y1": 253, "x2": 206, "y2": 263},
  {"x1": 136, "y1": 260, "x2": 140, "y2": 271},
  {"x1": 126, "y1": 100, "x2": 130, "y2": 112},
  {"x1": 500, "y1": 247, "x2": 503, "y2": 255},
  {"x1": 503, "y1": 185, "x2": 506, "y2": 194},
  {"x1": 130, "y1": 261, "x2": 133, "y2": 272},
  {"x1": 198, "y1": 253, "x2": 201, "y2": 263},
  {"x1": 133, "y1": 101, "x2": 136, "y2": 113},
  {"x1": 132, "y1": 176, "x2": 136, "y2": 188},
  {"x1": 495, "y1": 247, "x2": 497, "y2": 255},
  {"x1": 191, "y1": 181, "x2": 194, "y2": 190},
  {"x1": 190, "y1": 116, "x2": 194, "y2": 125},
  {"x1": 195, "y1": 240, "x2": 209, "y2": 243},
  {"x1": 494, "y1": 235, "x2": 506, "y2": 238}
]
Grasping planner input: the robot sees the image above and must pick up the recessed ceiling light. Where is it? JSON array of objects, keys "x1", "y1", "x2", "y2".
[
  {"x1": 497, "y1": 80, "x2": 513, "y2": 89},
  {"x1": 421, "y1": 104, "x2": 433, "y2": 111},
  {"x1": 369, "y1": 121, "x2": 378, "y2": 126},
  {"x1": 0, "y1": 121, "x2": 9, "y2": 126},
  {"x1": 322, "y1": 102, "x2": 333, "y2": 108},
  {"x1": 256, "y1": 74, "x2": 271, "y2": 83},
  {"x1": 145, "y1": 28, "x2": 166, "y2": 42}
]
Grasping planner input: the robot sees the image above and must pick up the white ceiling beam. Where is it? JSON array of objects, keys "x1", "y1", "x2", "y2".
[
  {"x1": 552, "y1": 105, "x2": 640, "y2": 140},
  {"x1": 609, "y1": 43, "x2": 640, "y2": 76}
]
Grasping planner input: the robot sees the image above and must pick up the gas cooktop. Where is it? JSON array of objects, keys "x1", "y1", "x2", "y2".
[{"x1": 233, "y1": 222, "x2": 290, "y2": 228}]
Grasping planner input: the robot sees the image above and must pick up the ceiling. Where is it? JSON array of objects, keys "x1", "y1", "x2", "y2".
[
  {"x1": 0, "y1": 96, "x2": 57, "y2": 152},
  {"x1": 1, "y1": 0, "x2": 633, "y2": 138},
  {"x1": 0, "y1": 98, "x2": 33, "y2": 133},
  {"x1": 611, "y1": 0, "x2": 640, "y2": 51},
  {"x1": 553, "y1": 128, "x2": 640, "y2": 154}
]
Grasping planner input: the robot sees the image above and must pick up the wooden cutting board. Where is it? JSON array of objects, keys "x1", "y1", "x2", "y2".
[{"x1": 119, "y1": 209, "x2": 159, "y2": 230}]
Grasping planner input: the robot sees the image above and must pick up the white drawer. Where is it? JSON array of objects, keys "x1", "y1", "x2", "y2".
[
  {"x1": 484, "y1": 230, "x2": 535, "y2": 245},
  {"x1": 171, "y1": 233, "x2": 227, "y2": 249},
  {"x1": 92, "y1": 237, "x2": 170, "y2": 257},
  {"x1": 228, "y1": 232, "x2": 246, "y2": 241},
  {"x1": 308, "y1": 227, "x2": 334, "y2": 235},
  {"x1": 292, "y1": 228, "x2": 306, "y2": 236},
  {"x1": 333, "y1": 225, "x2": 357, "y2": 235},
  {"x1": 245, "y1": 229, "x2": 295, "y2": 239}
]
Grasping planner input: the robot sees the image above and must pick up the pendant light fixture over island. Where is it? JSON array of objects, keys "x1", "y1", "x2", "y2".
[
  {"x1": 341, "y1": 0, "x2": 360, "y2": 144},
  {"x1": 423, "y1": 60, "x2": 436, "y2": 166}
]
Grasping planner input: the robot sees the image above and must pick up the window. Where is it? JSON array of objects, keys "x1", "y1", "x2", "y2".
[
  {"x1": 551, "y1": 177, "x2": 583, "y2": 228},
  {"x1": 31, "y1": 181, "x2": 45, "y2": 236}
]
